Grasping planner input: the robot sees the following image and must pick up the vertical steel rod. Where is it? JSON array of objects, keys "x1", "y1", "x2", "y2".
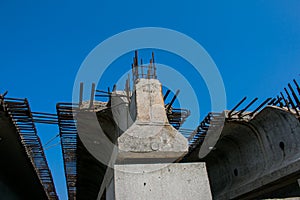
[
  {"x1": 79, "y1": 82, "x2": 83, "y2": 107},
  {"x1": 89, "y1": 83, "x2": 95, "y2": 109}
]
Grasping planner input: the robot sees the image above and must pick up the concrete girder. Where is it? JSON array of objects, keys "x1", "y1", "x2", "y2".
[{"x1": 201, "y1": 106, "x2": 300, "y2": 199}]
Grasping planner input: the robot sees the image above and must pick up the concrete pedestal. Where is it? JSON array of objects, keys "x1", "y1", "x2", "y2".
[
  {"x1": 117, "y1": 79, "x2": 188, "y2": 161},
  {"x1": 107, "y1": 162, "x2": 212, "y2": 200}
]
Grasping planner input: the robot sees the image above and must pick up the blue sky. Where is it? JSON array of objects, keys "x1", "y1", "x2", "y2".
[{"x1": 1, "y1": 1, "x2": 300, "y2": 199}]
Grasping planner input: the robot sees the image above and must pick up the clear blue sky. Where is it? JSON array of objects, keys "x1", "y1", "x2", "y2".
[{"x1": 0, "y1": 1, "x2": 299, "y2": 199}]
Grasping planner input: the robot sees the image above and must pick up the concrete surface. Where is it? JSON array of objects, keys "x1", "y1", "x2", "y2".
[
  {"x1": 198, "y1": 106, "x2": 300, "y2": 199},
  {"x1": 113, "y1": 163, "x2": 212, "y2": 200},
  {"x1": 111, "y1": 91, "x2": 133, "y2": 135},
  {"x1": 118, "y1": 78, "x2": 188, "y2": 161},
  {"x1": 76, "y1": 106, "x2": 118, "y2": 199}
]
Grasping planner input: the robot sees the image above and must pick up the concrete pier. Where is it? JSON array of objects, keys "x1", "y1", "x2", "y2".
[
  {"x1": 113, "y1": 163, "x2": 212, "y2": 200},
  {"x1": 108, "y1": 78, "x2": 212, "y2": 199},
  {"x1": 117, "y1": 78, "x2": 188, "y2": 161}
]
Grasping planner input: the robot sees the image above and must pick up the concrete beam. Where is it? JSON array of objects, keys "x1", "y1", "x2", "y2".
[
  {"x1": 0, "y1": 110, "x2": 48, "y2": 199},
  {"x1": 198, "y1": 106, "x2": 300, "y2": 199}
]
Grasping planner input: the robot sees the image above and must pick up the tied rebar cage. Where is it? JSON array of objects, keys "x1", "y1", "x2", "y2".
[
  {"x1": 0, "y1": 96, "x2": 58, "y2": 200},
  {"x1": 132, "y1": 50, "x2": 157, "y2": 83},
  {"x1": 56, "y1": 102, "x2": 79, "y2": 200}
]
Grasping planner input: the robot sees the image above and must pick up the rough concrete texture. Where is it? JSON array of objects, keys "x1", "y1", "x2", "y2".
[
  {"x1": 80, "y1": 100, "x2": 107, "y2": 111},
  {"x1": 200, "y1": 106, "x2": 300, "y2": 199},
  {"x1": 117, "y1": 78, "x2": 188, "y2": 160},
  {"x1": 113, "y1": 163, "x2": 212, "y2": 200}
]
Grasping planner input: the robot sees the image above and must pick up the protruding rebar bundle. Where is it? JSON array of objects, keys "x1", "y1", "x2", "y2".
[{"x1": 131, "y1": 50, "x2": 157, "y2": 83}]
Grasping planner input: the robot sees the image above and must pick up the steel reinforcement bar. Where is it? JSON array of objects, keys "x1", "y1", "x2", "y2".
[{"x1": 0, "y1": 96, "x2": 58, "y2": 199}]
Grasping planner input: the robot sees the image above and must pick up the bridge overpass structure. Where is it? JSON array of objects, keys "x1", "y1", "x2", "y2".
[
  {"x1": 1, "y1": 51, "x2": 300, "y2": 200},
  {"x1": 57, "y1": 52, "x2": 300, "y2": 199}
]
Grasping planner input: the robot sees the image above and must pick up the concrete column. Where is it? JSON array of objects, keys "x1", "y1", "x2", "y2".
[
  {"x1": 108, "y1": 78, "x2": 211, "y2": 200},
  {"x1": 114, "y1": 163, "x2": 212, "y2": 200},
  {"x1": 117, "y1": 78, "x2": 188, "y2": 161},
  {"x1": 111, "y1": 91, "x2": 133, "y2": 135}
]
